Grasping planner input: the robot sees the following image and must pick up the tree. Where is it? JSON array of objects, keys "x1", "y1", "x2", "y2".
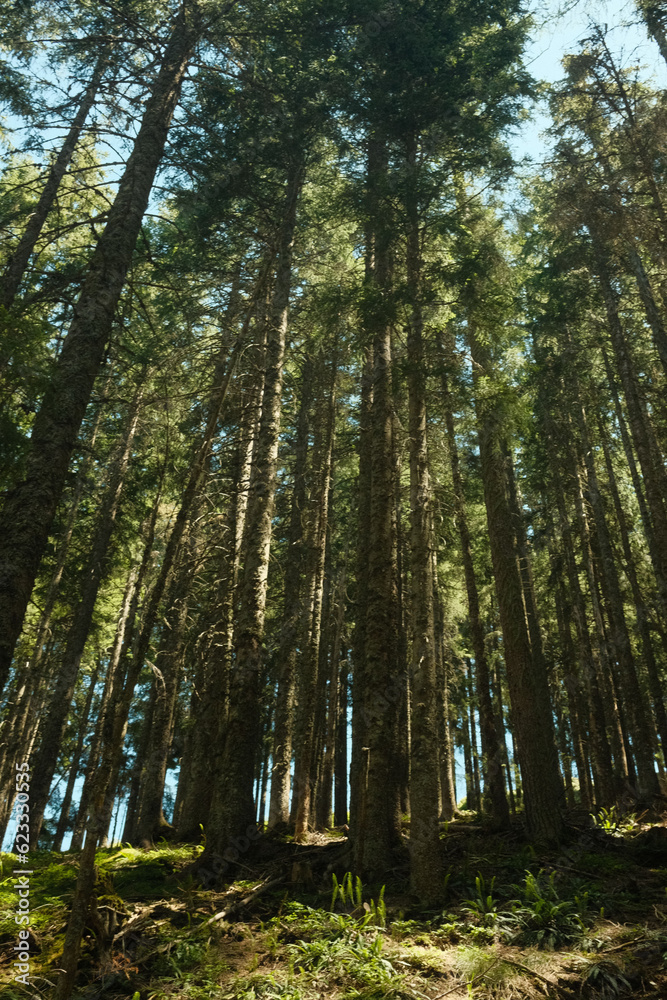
[{"x1": 0, "y1": 0, "x2": 205, "y2": 691}]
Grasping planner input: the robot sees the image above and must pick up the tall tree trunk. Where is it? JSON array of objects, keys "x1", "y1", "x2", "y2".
[
  {"x1": 568, "y1": 446, "x2": 630, "y2": 790},
  {"x1": 349, "y1": 346, "x2": 373, "y2": 848},
  {"x1": 573, "y1": 397, "x2": 659, "y2": 797},
  {"x1": 434, "y1": 582, "x2": 457, "y2": 821},
  {"x1": 466, "y1": 660, "x2": 482, "y2": 811},
  {"x1": 133, "y1": 540, "x2": 194, "y2": 844},
  {"x1": 601, "y1": 346, "x2": 667, "y2": 611},
  {"x1": 294, "y1": 352, "x2": 336, "y2": 840},
  {"x1": 317, "y1": 563, "x2": 346, "y2": 830},
  {"x1": 593, "y1": 248, "x2": 667, "y2": 604},
  {"x1": 30, "y1": 389, "x2": 142, "y2": 845},
  {"x1": 206, "y1": 159, "x2": 302, "y2": 858},
  {"x1": 267, "y1": 360, "x2": 312, "y2": 828},
  {"x1": 355, "y1": 305, "x2": 401, "y2": 872},
  {"x1": 309, "y1": 634, "x2": 330, "y2": 831},
  {"x1": 598, "y1": 421, "x2": 667, "y2": 758},
  {"x1": 458, "y1": 695, "x2": 475, "y2": 810},
  {"x1": 394, "y1": 421, "x2": 411, "y2": 818},
  {"x1": 0, "y1": 381, "x2": 109, "y2": 820},
  {"x1": 553, "y1": 571, "x2": 594, "y2": 810},
  {"x1": 439, "y1": 330, "x2": 508, "y2": 828},
  {"x1": 69, "y1": 559, "x2": 141, "y2": 851},
  {"x1": 545, "y1": 436, "x2": 616, "y2": 806},
  {"x1": 491, "y1": 656, "x2": 515, "y2": 815},
  {"x1": 504, "y1": 446, "x2": 549, "y2": 680},
  {"x1": 334, "y1": 651, "x2": 349, "y2": 827},
  {"x1": 0, "y1": 1, "x2": 201, "y2": 694},
  {"x1": 122, "y1": 686, "x2": 157, "y2": 845},
  {"x1": 256, "y1": 711, "x2": 272, "y2": 827},
  {"x1": 52, "y1": 661, "x2": 101, "y2": 851},
  {"x1": 0, "y1": 648, "x2": 56, "y2": 843},
  {"x1": 405, "y1": 161, "x2": 442, "y2": 898},
  {"x1": 469, "y1": 321, "x2": 564, "y2": 843},
  {"x1": 553, "y1": 677, "x2": 575, "y2": 809},
  {"x1": 354, "y1": 135, "x2": 402, "y2": 877},
  {"x1": 176, "y1": 283, "x2": 269, "y2": 840}
]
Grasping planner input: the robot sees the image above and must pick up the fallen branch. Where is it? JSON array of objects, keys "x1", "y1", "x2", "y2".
[
  {"x1": 133, "y1": 875, "x2": 288, "y2": 966},
  {"x1": 205, "y1": 875, "x2": 286, "y2": 925},
  {"x1": 601, "y1": 935, "x2": 647, "y2": 953},
  {"x1": 500, "y1": 957, "x2": 556, "y2": 986}
]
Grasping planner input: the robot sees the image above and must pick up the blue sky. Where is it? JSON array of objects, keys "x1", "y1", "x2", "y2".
[
  {"x1": 527, "y1": 0, "x2": 665, "y2": 86},
  {"x1": 513, "y1": 0, "x2": 667, "y2": 159}
]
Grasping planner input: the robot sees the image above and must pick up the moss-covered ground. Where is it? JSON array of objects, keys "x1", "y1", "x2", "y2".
[{"x1": 2, "y1": 812, "x2": 667, "y2": 999}]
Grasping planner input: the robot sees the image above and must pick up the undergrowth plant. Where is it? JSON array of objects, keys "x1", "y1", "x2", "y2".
[
  {"x1": 509, "y1": 870, "x2": 590, "y2": 950},
  {"x1": 578, "y1": 959, "x2": 631, "y2": 998},
  {"x1": 590, "y1": 807, "x2": 639, "y2": 837},
  {"x1": 463, "y1": 874, "x2": 499, "y2": 924},
  {"x1": 591, "y1": 807, "x2": 621, "y2": 834},
  {"x1": 462, "y1": 873, "x2": 515, "y2": 933},
  {"x1": 330, "y1": 872, "x2": 386, "y2": 928},
  {"x1": 221, "y1": 974, "x2": 303, "y2": 1000},
  {"x1": 288, "y1": 931, "x2": 394, "y2": 986}
]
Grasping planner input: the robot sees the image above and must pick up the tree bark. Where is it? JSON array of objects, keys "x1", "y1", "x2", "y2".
[
  {"x1": 349, "y1": 346, "x2": 373, "y2": 848},
  {"x1": 466, "y1": 660, "x2": 482, "y2": 812},
  {"x1": 69, "y1": 559, "x2": 140, "y2": 851},
  {"x1": 355, "y1": 310, "x2": 401, "y2": 873},
  {"x1": 553, "y1": 475, "x2": 616, "y2": 806},
  {"x1": 593, "y1": 248, "x2": 667, "y2": 605},
  {"x1": 552, "y1": 569, "x2": 594, "y2": 810},
  {"x1": 469, "y1": 321, "x2": 564, "y2": 843},
  {"x1": 434, "y1": 581, "x2": 457, "y2": 821},
  {"x1": 353, "y1": 135, "x2": 402, "y2": 876},
  {"x1": 568, "y1": 444, "x2": 630, "y2": 790},
  {"x1": 0, "y1": 379, "x2": 109, "y2": 826},
  {"x1": 334, "y1": 652, "x2": 349, "y2": 827},
  {"x1": 133, "y1": 538, "x2": 194, "y2": 843},
  {"x1": 52, "y1": 660, "x2": 101, "y2": 851},
  {"x1": 205, "y1": 159, "x2": 302, "y2": 858},
  {"x1": 405, "y1": 159, "x2": 442, "y2": 898},
  {"x1": 30, "y1": 388, "x2": 142, "y2": 845},
  {"x1": 573, "y1": 397, "x2": 659, "y2": 797},
  {"x1": 439, "y1": 330, "x2": 509, "y2": 828},
  {"x1": 598, "y1": 421, "x2": 667, "y2": 760},
  {"x1": 176, "y1": 281, "x2": 269, "y2": 840},
  {"x1": 267, "y1": 360, "x2": 312, "y2": 828},
  {"x1": 317, "y1": 562, "x2": 346, "y2": 829},
  {"x1": 600, "y1": 346, "x2": 667, "y2": 611},
  {"x1": 294, "y1": 351, "x2": 336, "y2": 839}
]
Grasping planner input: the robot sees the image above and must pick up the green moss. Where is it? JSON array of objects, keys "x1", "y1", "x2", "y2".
[
  {"x1": 0, "y1": 852, "x2": 76, "y2": 935},
  {"x1": 93, "y1": 846, "x2": 188, "y2": 900}
]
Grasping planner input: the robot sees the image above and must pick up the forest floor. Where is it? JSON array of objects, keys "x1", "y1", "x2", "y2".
[{"x1": 3, "y1": 812, "x2": 667, "y2": 999}]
